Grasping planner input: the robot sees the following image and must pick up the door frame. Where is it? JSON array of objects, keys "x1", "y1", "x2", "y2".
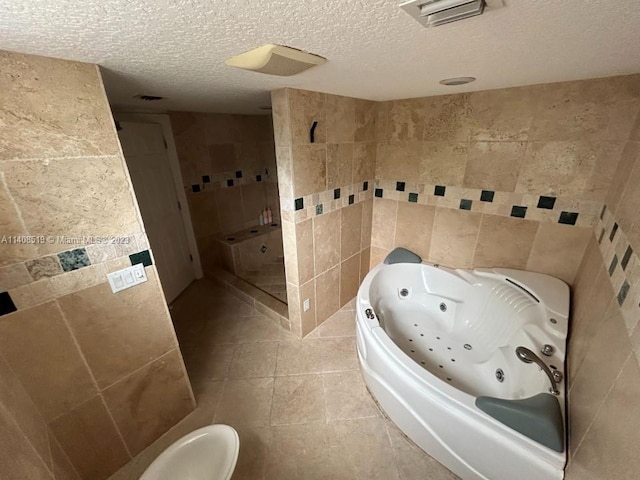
[{"x1": 113, "y1": 112, "x2": 203, "y2": 280}]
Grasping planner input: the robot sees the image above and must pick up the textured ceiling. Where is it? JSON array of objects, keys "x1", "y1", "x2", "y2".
[{"x1": 1, "y1": 0, "x2": 639, "y2": 114}]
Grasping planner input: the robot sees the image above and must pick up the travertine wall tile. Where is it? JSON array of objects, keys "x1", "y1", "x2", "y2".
[
  {"x1": 569, "y1": 268, "x2": 615, "y2": 380},
  {"x1": 340, "y1": 254, "x2": 360, "y2": 308},
  {"x1": 0, "y1": 354, "x2": 51, "y2": 471},
  {"x1": 473, "y1": 215, "x2": 539, "y2": 269},
  {"x1": 353, "y1": 143, "x2": 376, "y2": 183},
  {"x1": 354, "y1": 99, "x2": 377, "y2": 142},
  {"x1": 566, "y1": 356, "x2": 640, "y2": 479},
  {"x1": 569, "y1": 301, "x2": 631, "y2": 455},
  {"x1": 49, "y1": 432, "x2": 81, "y2": 480},
  {"x1": 394, "y1": 202, "x2": 435, "y2": 261},
  {"x1": 421, "y1": 93, "x2": 472, "y2": 142},
  {"x1": 0, "y1": 301, "x2": 97, "y2": 421},
  {"x1": 0, "y1": 51, "x2": 120, "y2": 161},
  {"x1": 463, "y1": 141, "x2": 527, "y2": 191},
  {"x1": 313, "y1": 210, "x2": 341, "y2": 275},
  {"x1": 327, "y1": 143, "x2": 353, "y2": 190},
  {"x1": 0, "y1": 261, "x2": 32, "y2": 290},
  {"x1": 272, "y1": 89, "x2": 376, "y2": 335},
  {"x1": 315, "y1": 265, "x2": 340, "y2": 325},
  {"x1": 341, "y1": 203, "x2": 363, "y2": 261},
  {"x1": 0, "y1": 156, "x2": 141, "y2": 256},
  {"x1": 49, "y1": 395, "x2": 130, "y2": 480},
  {"x1": 58, "y1": 270, "x2": 176, "y2": 389},
  {"x1": 292, "y1": 144, "x2": 327, "y2": 197},
  {"x1": 327, "y1": 94, "x2": 355, "y2": 143},
  {"x1": 527, "y1": 223, "x2": 592, "y2": 284},
  {"x1": 469, "y1": 86, "x2": 537, "y2": 141},
  {"x1": 102, "y1": 350, "x2": 194, "y2": 455},
  {"x1": 376, "y1": 141, "x2": 421, "y2": 181},
  {"x1": 289, "y1": 89, "x2": 326, "y2": 145},
  {"x1": 371, "y1": 198, "x2": 398, "y2": 250},
  {"x1": 387, "y1": 98, "x2": 426, "y2": 141},
  {"x1": 420, "y1": 142, "x2": 468, "y2": 186},
  {"x1": 606, "y1": 141, "x2": 640, "y2": 215},
  {"x1": 0, "y1": 174, "x2": 38, "y2": 265},
  {"x1": 0, "y1": 50, "x2": 193, "y2": 480},
  {"x1": 0, "y1": 403, "x2": 53, "y2": 480},
  {"x1": 429, "y1": 208, "x2": 481, "y2": 269},
  {"x1": 516, "y1": 141, "x2": 615, "y2": 200}
]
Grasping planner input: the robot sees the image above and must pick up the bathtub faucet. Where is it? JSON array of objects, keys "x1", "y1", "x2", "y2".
[{"x1": 515, "y1": 346, "x2": 560, "y2": 395}]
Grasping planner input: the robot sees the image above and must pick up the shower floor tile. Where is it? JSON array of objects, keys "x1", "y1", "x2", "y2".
[{"x1": 107, "y1": 278, "x2": 459, "y2": 480}]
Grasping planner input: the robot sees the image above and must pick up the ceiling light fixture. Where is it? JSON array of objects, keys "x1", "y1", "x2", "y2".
[
  {"x1": 400, "y1": 0, "x2": 487, "y2": 27},
  {"x1": 225, "y1": 44, "x2": 326, "y2": 76},
  {"x1": 439, "y1": 77, "x2": 476, "y2": 85}
]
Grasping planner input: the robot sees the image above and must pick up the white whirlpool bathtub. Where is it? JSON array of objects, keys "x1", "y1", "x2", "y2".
[{"x1": 356, "y1": 251, "x2": 569, "y2": 480}]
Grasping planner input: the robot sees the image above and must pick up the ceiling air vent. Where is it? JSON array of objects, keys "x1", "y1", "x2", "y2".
[
  {"x1": 133, "y1": 94, "x2": 165, "y2": 101},
  {"x1": 400, "y1": 0, "x2": 487, "y2": 27}
]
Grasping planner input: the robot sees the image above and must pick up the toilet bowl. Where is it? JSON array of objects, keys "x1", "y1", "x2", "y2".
[{"x1": 140, "y1": 424, "x2": 239, "y2": 480}]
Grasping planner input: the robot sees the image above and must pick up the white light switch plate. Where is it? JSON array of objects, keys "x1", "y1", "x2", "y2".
[
  {"x1": 107, "y1": 263, "x2": 148, "y2": 293},
  {"x1": 303, "y1": 298, "x2": 310, "y2": 312}
]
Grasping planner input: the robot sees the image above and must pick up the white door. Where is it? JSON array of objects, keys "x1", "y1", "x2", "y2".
[{"x1": 118, "y1": 121, "x2": 194, "y2": 302}]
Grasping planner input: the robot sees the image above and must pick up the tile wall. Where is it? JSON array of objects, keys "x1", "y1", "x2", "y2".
[
  {"x1": 271, "y1": 89, "x2": 376, "y2": 336},
  {"x1": 169, "y1": 111, "x2": 280, "y2": 273},
  {"x1": 565, "y1": 107, "x2": 640, "y2": 478},
  {"x1": 273, "y1": 76, "x2": 640, "y2": 477},
  {"x1": 0, "y1": 50, "x2": 194, "y2": 480},
  {"x1": 370, "y1": 75, "x2": 640, "y2": 284}
]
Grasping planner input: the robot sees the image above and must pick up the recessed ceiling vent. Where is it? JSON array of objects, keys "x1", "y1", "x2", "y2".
[
  {"x1": 400, "y1": 0, "x2": 496, "y2": 27},
  {"x1": 133, "y1": 94, "x2": 165, "y2": 101},
  {"x1": 225, "y1": 44, "x2": 326, "y2": 77}
]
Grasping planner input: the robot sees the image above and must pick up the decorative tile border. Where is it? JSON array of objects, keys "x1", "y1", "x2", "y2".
[
  {"x1": 0, "y1": 233, "x2": 153, "y2": 315},
  {"x1": 185, "y1": 167, "x2": 276, "y2": 194},
  {"x1": 280, "y1": 178, "x2": 602, "y2": 227},
  {"x1": 280, "y1": 179, "x2": 375, "y2": 224},
  {"x1": 595, "y1": 206, "x2": 640, "y2": 334},
  {"x1": 370, "y1": 179, "x2": 602, "y2": 228}
]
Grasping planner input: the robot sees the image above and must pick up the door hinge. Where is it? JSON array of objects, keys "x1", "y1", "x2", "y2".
[
  {"x1": 177, "y1": 201, "x2": 182, "y2": 211},
  {"x1": 189, "y1": 254, "x2": 193, "y2": 262},
  {"x1": 162, "y1": 136, "x2": 168, "y2": 149}
]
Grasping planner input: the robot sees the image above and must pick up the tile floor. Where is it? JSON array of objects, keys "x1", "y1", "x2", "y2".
[{"x1": 108, "y1": 277, "x2": 457, "y2": 480}]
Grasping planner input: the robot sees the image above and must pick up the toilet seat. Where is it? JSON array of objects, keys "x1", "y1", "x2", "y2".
[{"x1": 140, "y1": 424, "x2": 239, "y2": 480}]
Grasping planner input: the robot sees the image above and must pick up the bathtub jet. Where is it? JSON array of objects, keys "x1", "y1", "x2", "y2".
[{"x1": 356, "y1": 248, "x2": 568, "y2": 480}]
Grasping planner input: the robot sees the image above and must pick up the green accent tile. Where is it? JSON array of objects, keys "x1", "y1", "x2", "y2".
[
  {"x1": 58, "y1": 248, "x2": 91, "y2": 272},
  {"x1": 558, "y1": 211, "x2": 578, "y2": 225},
  {"x1": 130, "y1": 250, "x2": 153, "y2": 267},
  {"x1": 537, "y1": 196, "x2": 556, "y2": 209},
  {"x1": 0, "y1": 292, "x2": 17, "y2": 316},
  {"x1": 511, "y1": 205, "x2": 527, "y2": 218},
  {"x1": 617, "y1": 280, "x2": 630, "y2": 306},
  {"x1": 460, "y1": 199, "x2": 472, "y2": 210},
  {"x1": 480, "y1": 190, "x2": 494, "y2": 202}
]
